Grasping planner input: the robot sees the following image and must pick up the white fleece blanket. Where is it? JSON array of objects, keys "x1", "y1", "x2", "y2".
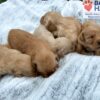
[{"x1": 0, "y1": 0, "x2": 100, "y2": 100}]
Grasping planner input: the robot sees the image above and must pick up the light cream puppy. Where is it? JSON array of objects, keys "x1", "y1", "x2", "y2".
[{"x1": 34, "y1": 24, "x2": 73, "y2": 57}]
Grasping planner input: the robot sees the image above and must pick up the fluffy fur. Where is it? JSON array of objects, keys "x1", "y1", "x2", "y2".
[
  {"x1": 40, "y1": 11, "x2": 82, "y2": 51},
  {"x1": 76, "y1": 20, "x2": 100, "y2": 55},
  {"x1": 34, "y1": 24, "x2": 73, "y2": 57},
  {"x1": 8, "y1": 29, "x2": 58, "y2": 77},
  {"x1": 0, "y1": 45, "x2": 35, "y2": 77}
]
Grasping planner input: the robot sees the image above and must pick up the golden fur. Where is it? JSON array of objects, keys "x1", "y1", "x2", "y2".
[
  {"x1": 8, "y1": 29, "x2": 58, "y2": 77},
  {"x1": 40, "y1": 11, "x2": 82, "y2": 52},
  {"x1": 0, "y1": 45, "x2": 35, "y2": 77},
  {"x1": 76, "y1": 20, "x2": 100, "y2": 55},
  {"x1": 34, "y1": 24, "x2": 73, "y2": 57}
]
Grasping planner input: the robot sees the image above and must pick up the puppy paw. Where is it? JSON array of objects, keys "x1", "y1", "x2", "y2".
[
  {"x1": 12, "y1": 69, "x2": 23, "y2": 77},
  {"x1": 57, "y1": 47, "x2": 67, "y2": 58}
]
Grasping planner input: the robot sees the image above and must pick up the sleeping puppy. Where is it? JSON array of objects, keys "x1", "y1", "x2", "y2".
[
  {"x1": 34, "y1": 24, "x2": 73, "y2": 57},
  {"x1": 8, "y1": 29, "x2": 58, "y2": 77},
  {"x1": 40, "y1": 11, "x2": 82, "y2": 50},
  {"x1": 76, "y1": 20, "x2": 100, "y2": 55},
  {"x1": 0, "y1": 45, "x2": 35, "y2": 77}
]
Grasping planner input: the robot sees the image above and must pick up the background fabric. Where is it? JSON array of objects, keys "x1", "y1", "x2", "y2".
[{"x1": 0, "y1": 0, "x2": 100, "y2": 100}]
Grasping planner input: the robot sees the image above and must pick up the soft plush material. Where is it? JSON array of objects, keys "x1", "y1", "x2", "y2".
[{"x1": 0, "y1": 0, "x2": 100, "y2": 100}]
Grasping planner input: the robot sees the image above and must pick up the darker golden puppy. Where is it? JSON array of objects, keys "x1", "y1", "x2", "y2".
[
  {"x1": 40, "y1": 11, "x2": 82, "y2": 51},
  {"x1": 0, "y1": 45, "x2": 35, "y2": 77},
  {"x1": 76, "y1": 20, "x2": 100, "y2": 55},
  {"x1": 8, "y1": 29, "x2": 58, "y2": 77}
]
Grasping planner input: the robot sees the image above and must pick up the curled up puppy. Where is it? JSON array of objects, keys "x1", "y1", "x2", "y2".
[
  {"x1": 0, "y1": 45, "x2": 35, "y2": 77},
  {"x1": 40, "y1": 11, "x2": 82, "y2": 51},
  {"x1": 34, "y1": 24, "x2": 72, "y2": 57},
  {"x1": 76, "y1": 20, "x2": 100, "y2": 55},
  {"x1": 8, "y1": 29, "x2": 58, "y2": 77}
]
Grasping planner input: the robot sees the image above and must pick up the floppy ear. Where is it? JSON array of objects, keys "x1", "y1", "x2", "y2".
[
  {"x1": 46, "y1": 21, "x2": 57, "y2": 32},
  {"x1": 78, "y1": 31, "x2": 86, "y2": 46},
  {"x1": 40, "y1": 15, "x2": 57, "y2": 32},
  {"x1": 76, "y1": 32, "x2": 85, "y2": 53}
]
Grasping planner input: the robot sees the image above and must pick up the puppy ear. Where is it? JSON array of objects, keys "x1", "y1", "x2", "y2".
[
  {"x1": 46, "y1": 21, "x2": 57, "y2": 32},
  {"x1": 78, "y1": 32, "x2": 85, "y2": 45},
  {"x1": 76, "y1": 32, "x2": 85, "y2": 53}
]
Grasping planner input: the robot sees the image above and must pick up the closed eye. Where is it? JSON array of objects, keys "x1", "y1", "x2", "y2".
[{"x1": 86, "y1": 34, "x2": 94, "y2": 39}]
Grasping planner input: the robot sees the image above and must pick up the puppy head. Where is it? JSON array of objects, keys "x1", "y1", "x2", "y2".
[
  {"x1": 40, "y1": 12, "x2": 61, "y2": 32},
  {"x1": 77, "y1": 25, "x2": 100, "y2": 55},
  {"x1": 32, "y1": 50, "x2": 59, "y2": 77}
]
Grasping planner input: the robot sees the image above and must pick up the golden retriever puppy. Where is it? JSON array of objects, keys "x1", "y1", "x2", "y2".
[
  {"x1": 76, "y1": 20, "x2": 100, "y2": 55},
  {"x1": 0, "y1": 45, "x2": 35, "y2": 77},
  {"x1": 8, "y1": 29, "x2": 58, "y2": 77},
  {"x1": 40, "y1": 11, "x2": 82, "y2": 50},
  {"x1": 34, "y1": 24, "x2": 73, "y2": 57}
]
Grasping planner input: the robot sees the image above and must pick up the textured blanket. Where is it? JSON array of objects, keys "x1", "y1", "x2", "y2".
[{"x1": 0, "y1": 0, "x2": 100, "y2": 100}]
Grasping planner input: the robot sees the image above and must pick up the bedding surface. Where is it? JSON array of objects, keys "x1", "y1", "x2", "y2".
[{"x1": 0, "y1": 0, "x2": 100, "y2": 100}]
